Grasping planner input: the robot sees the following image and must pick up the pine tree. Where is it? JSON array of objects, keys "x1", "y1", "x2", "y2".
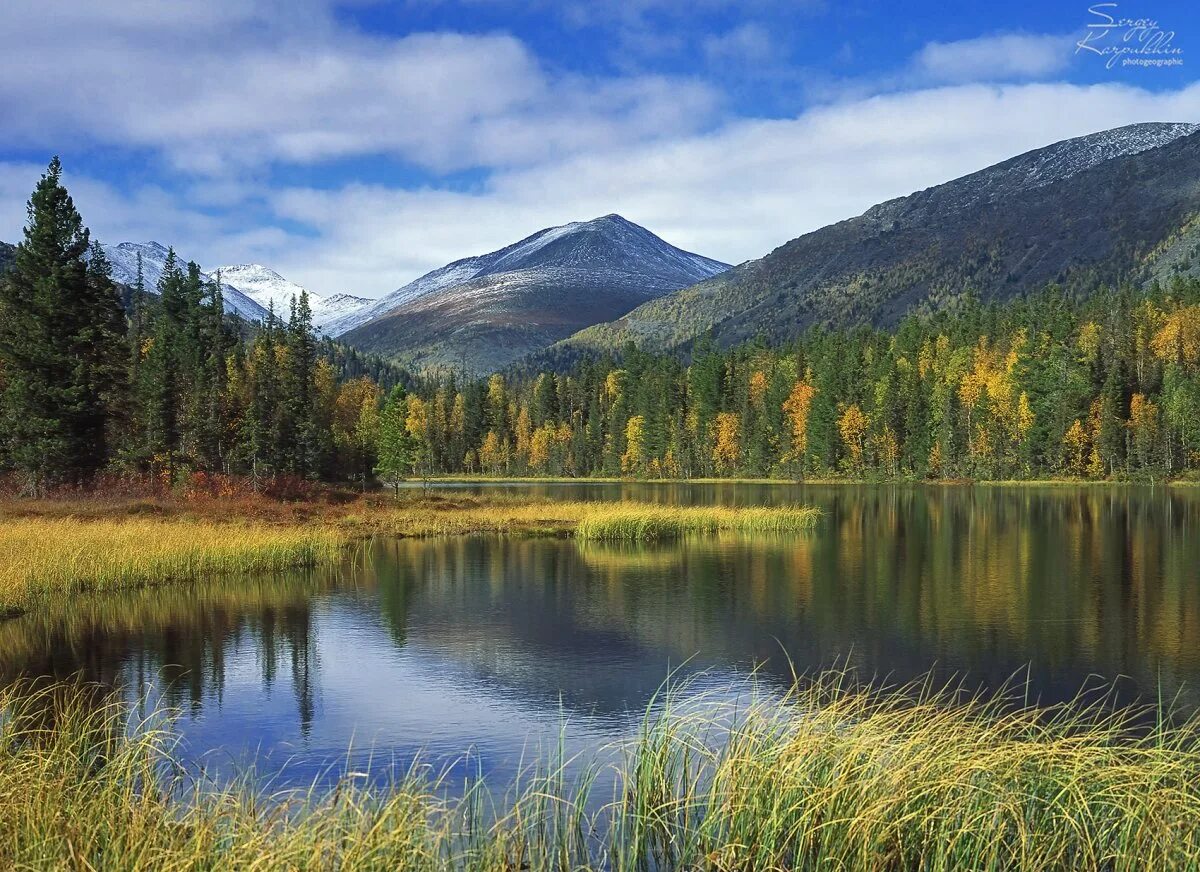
[
  {"x1": 376, "y1": 385, "x2": 414, "y2": 495},
  {"x1": 0, "y1": 158, "x2": 125, "y2": 491},
  {"x1": 144, "y1": 249, "x2": 184, "y2": 477},
  {"x1": 82, "y1": 242, "x2": 131, "y2": 466},
  {"x1": 283, "y1": 292, "x2": 319, "y2": 477}
]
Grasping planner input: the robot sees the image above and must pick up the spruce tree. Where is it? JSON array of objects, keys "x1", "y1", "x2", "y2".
[
  {"x1": 0, "y1": 158, "x2": 126, "y2": 491},
  {"x1": 375, "y1": 385, "x2": 413, "y2": 495},
  {"x1": 144, "y1": 249, "x2": 184, "y2": 477},
  {"x1": 82, "y1": 242, "x2": 131, "y2": 466},
  {"x1": 283, "y1": 291, "x2": 319, "y2": 477}
]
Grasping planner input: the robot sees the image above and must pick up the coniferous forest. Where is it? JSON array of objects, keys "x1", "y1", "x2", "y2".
[
  {"x1": 0, "y1": 160, "x2": 404, "y2": 493},
  {"x1": 5, "y1": 159, "x2": 1200, "y2": 491}
]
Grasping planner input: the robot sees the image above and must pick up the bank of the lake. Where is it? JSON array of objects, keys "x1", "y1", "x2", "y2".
[{"x1": 4, "y1": 671, "x2": 1199, "y2": 871}]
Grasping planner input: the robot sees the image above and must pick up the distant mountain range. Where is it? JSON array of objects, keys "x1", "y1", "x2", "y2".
[
  {"x1": 208, "y1": 262, "x2": 370, "y2": 331},
  {"x1": 332, "y1": 214, "x2": 729, "y2": 373},
  {"x1": 554, "y1": 122, "x2": 1200, "y2": 360},
  {"x1": 6, "y1": 121, "x2": 1199, "y2": 374},
  {"x1": 100, "y1": 242, "x2": 369, "y2": 330}
]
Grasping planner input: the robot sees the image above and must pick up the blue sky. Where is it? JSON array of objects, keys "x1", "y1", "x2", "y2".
[{"x1": 0, "y1": 0, "x2": 1196, "y2": 297}]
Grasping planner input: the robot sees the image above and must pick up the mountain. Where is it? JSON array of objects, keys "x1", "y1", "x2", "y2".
[
  {"x1": 103, "y1": 242, "x2": 270, "y2": 322},
  {"x1": 558, "y1": 122, "x2": 1200, "y2": 359},
  {"x1": 0, "y1": 241, "x2": 14, "y2": 274},
  {"x1": 213, "y1": 263, "x2": 370, "y2": 331},
  {"x1": 334, "y1": 214, "x2": 729, "y2": 372}
]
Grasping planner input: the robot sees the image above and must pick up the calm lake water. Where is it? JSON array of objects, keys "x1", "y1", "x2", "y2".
[{"x1": 3, "y1": 483, "x2": 1199, "y2": 788}]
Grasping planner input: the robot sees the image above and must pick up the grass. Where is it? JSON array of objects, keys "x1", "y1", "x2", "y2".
[
  {"x1": 2, "y1": 673, "x2": 1199, "y2": 870},
  {"x1": 574, "y1": 504, "x2": 821, "y2": 541},
  {"x1": 0, "y1": 495, "x2": 821, "y2": 613},
  {"x1": 0, "y1": 518, "x2": 344, "y2": 614}
]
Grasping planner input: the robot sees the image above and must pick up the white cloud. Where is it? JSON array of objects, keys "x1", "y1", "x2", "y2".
[
  {"x1": 257, "y1": 81, "x2": 1200, "y2": 298},
  {"x1": 913, "y1": 33, "x2": 1075, "y2": 83},
  {"x1": 0, "y1": 2, "x2": 719, "y2": 176},
  {"x1": 3, "y1": 7, "x2": 1195, "y2": 305}
]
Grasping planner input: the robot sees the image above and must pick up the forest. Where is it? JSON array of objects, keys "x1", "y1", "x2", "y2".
[
  {"x1": 396, "y1": 279, "x2": 1200, "y2": 481},
  {"x1": 4, "y1": 158, "x2": 1200, "y2": 490}
]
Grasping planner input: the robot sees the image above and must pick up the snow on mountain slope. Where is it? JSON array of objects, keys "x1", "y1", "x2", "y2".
[
  {"x1": 325, "y1": 214, "x2": 728, "y2": 338},
  {"x1": 862, "y1": 121, "x2": 1200, "y2": 229},
  {"x1": 213, "y1": 263, "x2": 370, "y2": 330},
  {"x1": 337, "y1": 214, "x2": 731, "y2": 371},
  {"x1": 103, "y1": 242, "x2": 270, "y2": 322}
]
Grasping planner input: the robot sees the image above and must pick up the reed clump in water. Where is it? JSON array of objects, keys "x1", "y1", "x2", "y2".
[
  {"x1": 0, "y1": 518, "x2": 345, "y2": 612},
  {"x1": 574, "y1": 504, "x2": 821, "y2": 541},
  {"x1": 3, "y1": 673, "x2": 1196, "y2": 870}
]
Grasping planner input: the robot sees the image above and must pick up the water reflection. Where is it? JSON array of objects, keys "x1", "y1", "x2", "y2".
[{"x1": 0, "y1": 485, "x2": 1198, "y2": 786}]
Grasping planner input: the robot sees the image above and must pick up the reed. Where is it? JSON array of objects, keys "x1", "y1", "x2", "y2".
[
  {"x1": 574, "y1": 503, "x2": 821, "y2": 541},
  {"x1": 0, "y1": 518, "x2": 345, "y2": 613},
  {"x1": 7, "y1": 671, "x2": 1190, "y2": 870}
]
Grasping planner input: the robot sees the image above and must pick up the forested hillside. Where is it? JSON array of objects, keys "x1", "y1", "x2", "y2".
[{"x1": 395, "y1": 280, "x2": 1200, "y2": 481}]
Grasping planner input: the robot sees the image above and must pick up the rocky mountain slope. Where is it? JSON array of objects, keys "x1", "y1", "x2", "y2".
[
  {"x1": 557, "y1": 122, "x2": 1200, "y2": 359},
  {"x1": 336, "y1": 214, "x2": 729, "y2": 372}
]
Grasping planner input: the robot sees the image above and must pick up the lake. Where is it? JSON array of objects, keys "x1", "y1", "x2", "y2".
[{"x1": 3, "y1": 483, "x2": 1199, "y2": 790}]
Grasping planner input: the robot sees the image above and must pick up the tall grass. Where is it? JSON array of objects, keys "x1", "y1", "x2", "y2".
[
  {"x1": 0, "y1": 518, "x2": 345, "y2": 613},
  {"x1": 4, "y1": 672, "x2": 1194, "y2": 870},
  {"x1": 575, "y1": 504, "x2": 821, "y2": 541}
]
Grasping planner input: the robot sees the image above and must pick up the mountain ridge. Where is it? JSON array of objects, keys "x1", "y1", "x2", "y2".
[
  {"x1": 555, "y1": 122, "x2": 1200, "y2": 361},
  {"x1": 335, "y1": 214, "x2": 730, "y2": 372}
]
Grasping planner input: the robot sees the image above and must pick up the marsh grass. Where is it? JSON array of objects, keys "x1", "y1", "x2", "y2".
[
  {"x1": 575, "y1": 504, "x2": 821, "y2": 541},
  {"x1": 0, "y1": 518, "x2": 345, "y2": 613},
  {"x1": 0, "y1": 498, "x2": 821, "y2": 614},
  {"x1": 4, "y1": 671, "x2": 1194, "y2": 870}
]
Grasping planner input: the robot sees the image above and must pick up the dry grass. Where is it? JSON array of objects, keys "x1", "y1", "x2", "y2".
[
  {"x1": 574, "y1": 504, "x2": 821, "y2": 541},
  {"x1": 0, "y1": 518, "x2": 344, "y2": 613},
  {"x1": 1, "y1": 674, "x2": 1198, "y2": 870},
  {"x1": 0, "y1": 494, "x2": 820, "y2": 613}
]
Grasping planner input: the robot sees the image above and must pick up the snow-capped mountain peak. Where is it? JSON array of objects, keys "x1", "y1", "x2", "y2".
[
  {"x1": 330, "y1": 213, "x2": 730, "y2": 371},
  {"x1": 322, "y1": 213, "x2": 729, "y2": 338},
  {"x1": 102, "y1": 242, "x2": 270, "y2": 322},
  {"x1": 213, "y1": 263, "x2": 321, "y2": 312},
  {"x1": 214, "y1": 263, "x2": 371, "y2": 330}
]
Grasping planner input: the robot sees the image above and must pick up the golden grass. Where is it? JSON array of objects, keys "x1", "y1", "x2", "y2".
[
  {"x1": 2, "y1": 674, "x2": 1199, "y2": 870},
  {"x1": 0, "y1": 518, "x2": 344, "y2": 613},
  {"x1": 574, "y1": 504, "x2": 821, "y2": 541},
  {"x1": 0, "y1": 497, "x2": 820, "y2": 614}
]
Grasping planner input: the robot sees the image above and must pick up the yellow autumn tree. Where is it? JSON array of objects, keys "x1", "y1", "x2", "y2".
[
  {"x1": 837, "y1": 403, "x2": 870, "y2": 471},
  {"x1": 748, "y1": 371, "x2": 768, "y2": 409},
  {"x1": 622, "y1": 415, "x2": 646, "y2": 474},
  {"x1": 1151, "y1": 305, "x2": 1200, "y2": 367},
  {"x1": 711, "y1": 412, "x2": 741, "y2": 473},
  {"x1": 514, "y1": 407, "x2": 533, "y2": 469},
  {"x1": 529, "y1": 424, "x2": 555, "y2": 472},
  {"x1": 1128, "y1": 393, "x2": 1160, "y2": 471},
  {"x1": 1062, "y1": 419, "x2": 1089, "y2": 477},
  {"x1": 478, "y1": 430, "x2": 507, "y2": 474},
  {"x1": 782, "y1": 379, "x2": 817, "y2": 462}
]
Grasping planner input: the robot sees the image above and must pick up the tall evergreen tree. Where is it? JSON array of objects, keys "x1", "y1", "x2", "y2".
[
  {"x1": 144, "y1": 249, "x2": 185, "y2": 476},
  {"x1": 0, "y1": 158, "x2": 126, "y2": 491},
  {"x1": 283, "y1": 292, "x2": 319, "y2": 477}
]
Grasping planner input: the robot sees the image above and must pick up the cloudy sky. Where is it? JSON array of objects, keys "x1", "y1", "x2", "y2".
[{"x1": 0, "y1": 0, "x2": 1196, "y2": 298}]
